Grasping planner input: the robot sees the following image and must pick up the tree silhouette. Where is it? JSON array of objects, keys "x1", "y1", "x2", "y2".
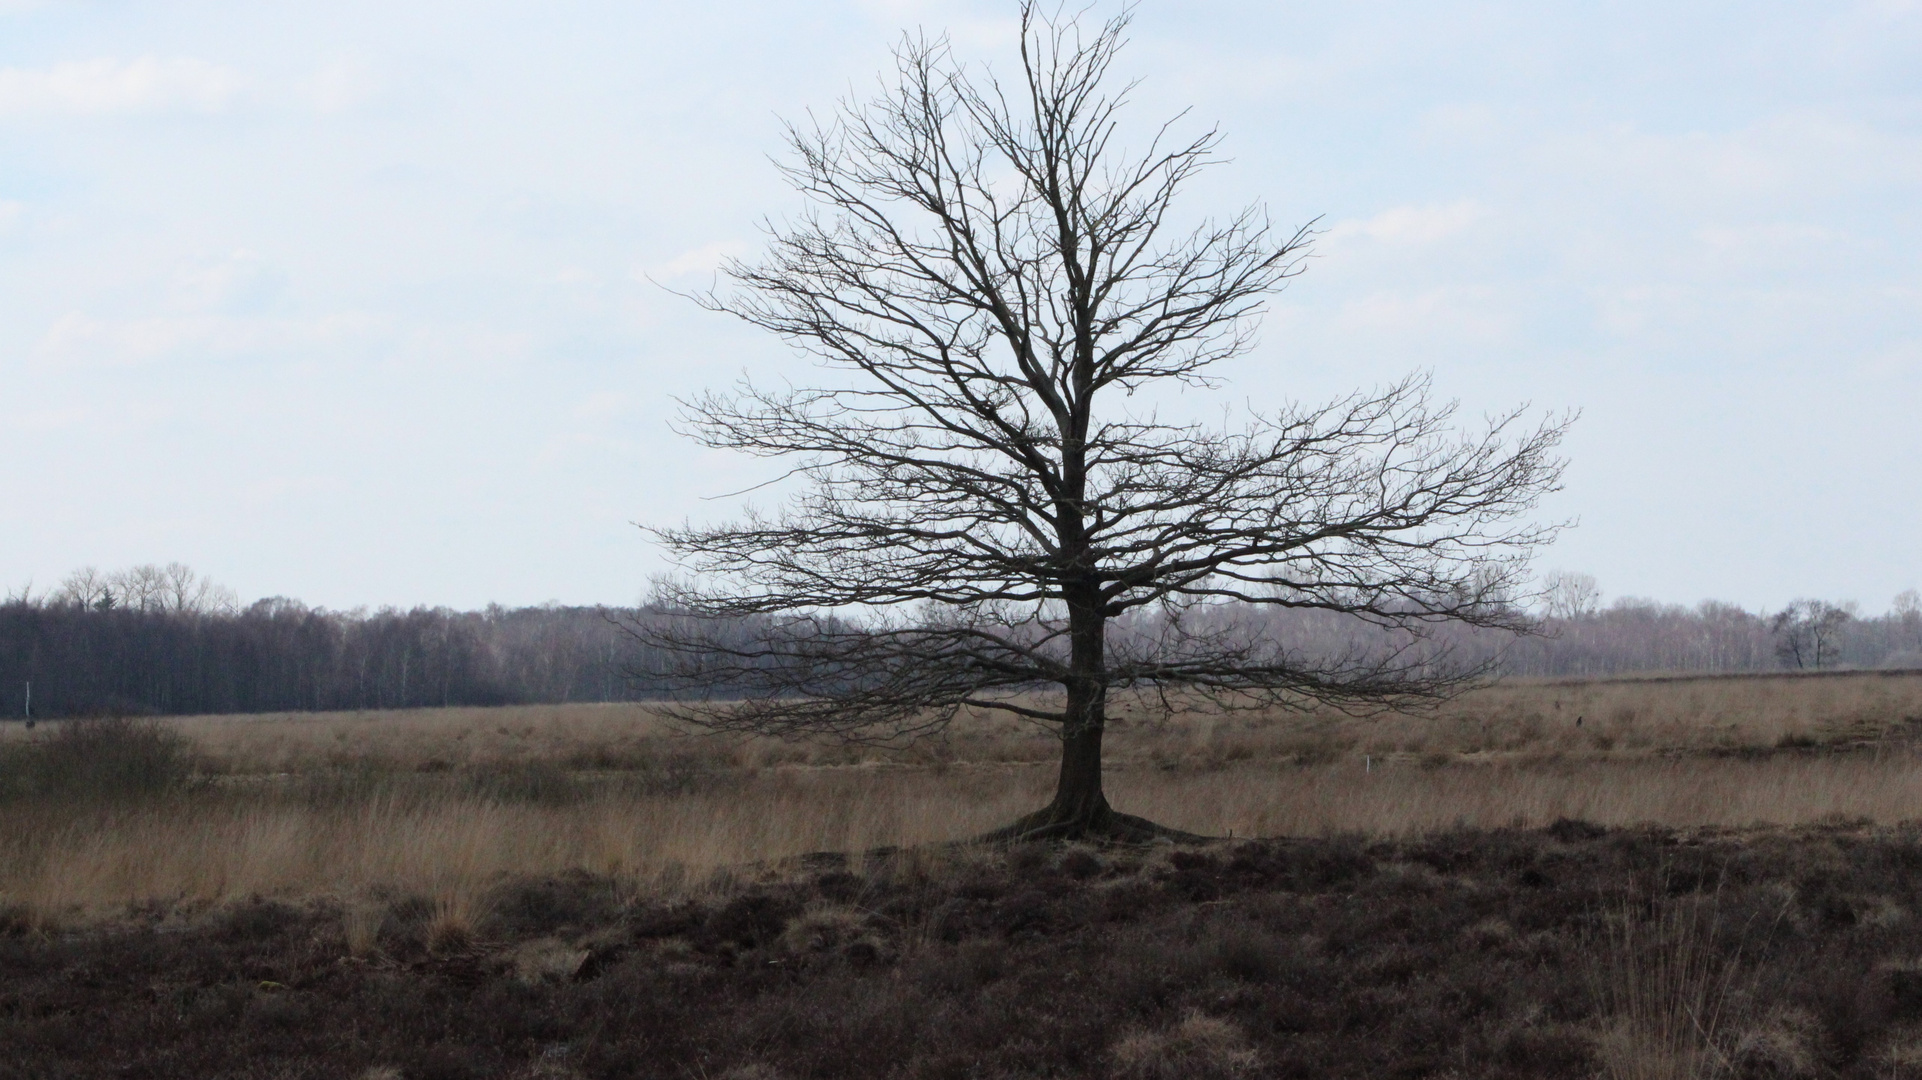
[
  {"x1": 641, "y1": 4, "x2": 1570, "y2": 839},
  {"x1": 1771, "y1": 599, "x2": 1853, "y2": 670}
]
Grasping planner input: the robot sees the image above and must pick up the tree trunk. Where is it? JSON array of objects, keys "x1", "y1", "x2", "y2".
[
  {"x1": 1049, "y1": 710, "x2": 1107, "y2": 823},
  {"x1": 981, "y1": 594, "x2": 1208, "y2": 844}
]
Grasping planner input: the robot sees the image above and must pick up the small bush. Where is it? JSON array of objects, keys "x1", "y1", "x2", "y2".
[
  {"x1": 483, "y1": 871, "x2": 626, "y2": 937},
  {"x1": 5, "y1": 717, "x2": 194, "y2": 802}
]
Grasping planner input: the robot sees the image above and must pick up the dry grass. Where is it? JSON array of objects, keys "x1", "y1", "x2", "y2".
[
  {"x1": 1590, "y1": 888, "x2": 1745, "y2": 1080},
  {"x1": 5, "y1": 669, "x2": 1903, "y2": 777},
  {"x1": 1117, "y1": 754, "x2": 1922, "y2": 837},
  {"x1": 4, "y1": 670, "x2": 1922, "y2": 924},
  {"x1": 7, "y1": 755, "x2": 1922, "y2": 924},
  {"x1": 0, "y1": 768, "x2": 1050, "y2": 923},
  {"x1": 1111, "y1": 1010, "x2": 1261, "y2": 1079}
]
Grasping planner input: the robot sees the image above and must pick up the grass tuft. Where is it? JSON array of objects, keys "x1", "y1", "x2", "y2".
[{"x1": 1590, "y1": 885, "x2": 1746, "y2": 1080}]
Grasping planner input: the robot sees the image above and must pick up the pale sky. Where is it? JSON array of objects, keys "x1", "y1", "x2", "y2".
[{"x1": 3, "y1": 1, "x2": 1918, "y2": 613}]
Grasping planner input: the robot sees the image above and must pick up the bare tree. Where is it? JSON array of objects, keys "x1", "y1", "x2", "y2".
[
  {"x1": 640, "y1": 5, "x2": 1569, "y2": 840},
  {"x1": 53, "y1": 566, "x2": 115, "y2": 609},
  {"x1": 1891, "y1": 589, "x2": 1922, "y2": 669},
  {"x1": 157, "y1": 561, "x2": 239, "y2": 615},
  {"x1": 54, "y1": 563, "x2": 236, "y2": 615},
  {"x1": 109, "y1": 564, "x2": 169, "y2": 612},
  {"x1": 1771, "y1": 599, "x2": 1854, "y2": 670},
  {"x1": 1542, "y1": 570, "x2": 1602, "y2": 621},
  {"x1": 93, "y1": 563, "x2": 235, "y2": 614}
]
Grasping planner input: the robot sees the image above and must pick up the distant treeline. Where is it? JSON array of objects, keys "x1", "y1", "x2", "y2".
[
  {"x1": 1494, "y1": 597, "x2": 1922, "y2": 677},
  {"x1": 0, "y1": 598, "x2": 657, "y2": 717},
  {"x1": 1, "y1": 565, "x2": 1918, "y2": 718}
]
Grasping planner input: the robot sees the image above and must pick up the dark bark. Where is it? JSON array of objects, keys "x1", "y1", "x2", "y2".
[{"x1": 979, "y1": 718, "x2": 1208, "y2": 843}]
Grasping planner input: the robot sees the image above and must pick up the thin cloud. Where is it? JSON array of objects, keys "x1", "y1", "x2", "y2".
[
  {"x1": 174, "y1": 251, "x2": 289, "y2": 315},
  {"x1": 853, "y1": 1, "x2": 1019, "y2": 47},
  {"x1": 1334, "y1": 285, "x2": 1513, "y2": 342},
  {"x1": 34, "y1": 310, "x2": 378, "y2": 368},
  {"x1": 1532, "y1": 111, "x2": 1922, "y2": 209},
  {"x1": 641, "y1": 241, "x2": 747, "y2": 282},
  {"x1": 304, "y1": 59, "x2": 379, "y2": 114},
  {"x1": 1329, "y1": 201, "x2": 1488, "y2": 245},
  {"x1": 0, "y1": 56, "x2": 245, "y2": 116}
]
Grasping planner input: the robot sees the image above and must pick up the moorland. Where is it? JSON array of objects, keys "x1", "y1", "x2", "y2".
[{"x1": 4, "y1": 670, "x2": 1922, "y2": 1078}]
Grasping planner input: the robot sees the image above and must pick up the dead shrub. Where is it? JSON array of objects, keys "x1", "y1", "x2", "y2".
[
  {"x1": 780, "y1": 903, "x2": 868, "y2": 953},
  {"x1": 1111, "y1": 1010, "x2": 1260, "y2": 1079},
  {"x1": 702, "y1": 893, "x2": 801, "y2": 952},
  {"x1": 780, "y1": 903, "x2": 893, "y2": 966},
  {"x1": 343, "y1": 903, "x2": 383, "y2": 957},
  {"x1": 1728, "y1": 1007, "x2": 1820, "y2": 1079},
  {"x1": 509, "y1": 937, "x2": 591, "y2": 984}
]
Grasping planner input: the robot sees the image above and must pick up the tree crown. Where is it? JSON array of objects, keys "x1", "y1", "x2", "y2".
[{"x1": 645, "y1": 4, "x2": 1570, "y2": 736}]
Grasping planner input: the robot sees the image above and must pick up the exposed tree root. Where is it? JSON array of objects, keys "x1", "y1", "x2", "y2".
[{"x1": 977, "y1": 796, "x2": 1214, "y2": 846}]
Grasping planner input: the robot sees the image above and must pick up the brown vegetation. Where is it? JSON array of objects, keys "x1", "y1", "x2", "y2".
[
  {"x1": 5, "y1": 670, "x2": 1922, "y2": 1076},
  {"x1": 43, "y1": 666, "x2": 1919, "y2": 775},
  {"x1": 3, "y1": 671, "x2": 1921, "y2": 923},
  {"x1": 9, "y1": 822, "x2": 1922, "y2": 1078}
]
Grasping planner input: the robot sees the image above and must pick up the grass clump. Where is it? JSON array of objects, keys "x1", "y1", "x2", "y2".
[
  {"x1": 1590, "y1": 891, "x2": 1745, "y2": 1080},
  {"x1": 1112, "y1": 1011, "x2": 1261, "y2": 1079}
]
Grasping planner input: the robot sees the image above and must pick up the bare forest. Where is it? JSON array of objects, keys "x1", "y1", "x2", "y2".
[{"x1": 2, "y1": 568, "x2": 1916, "y2": 720}]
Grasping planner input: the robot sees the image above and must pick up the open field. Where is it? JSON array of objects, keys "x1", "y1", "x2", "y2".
[
  {"x1": 87, "y1": 667, "x2": 1922, "y2": 775},
  {"x1": 7, "y1": 671, "x2": 1922, "y2": 1077},
  {"x1": 3, "y1": 670, "x2": 1922, "y2": 922}
]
